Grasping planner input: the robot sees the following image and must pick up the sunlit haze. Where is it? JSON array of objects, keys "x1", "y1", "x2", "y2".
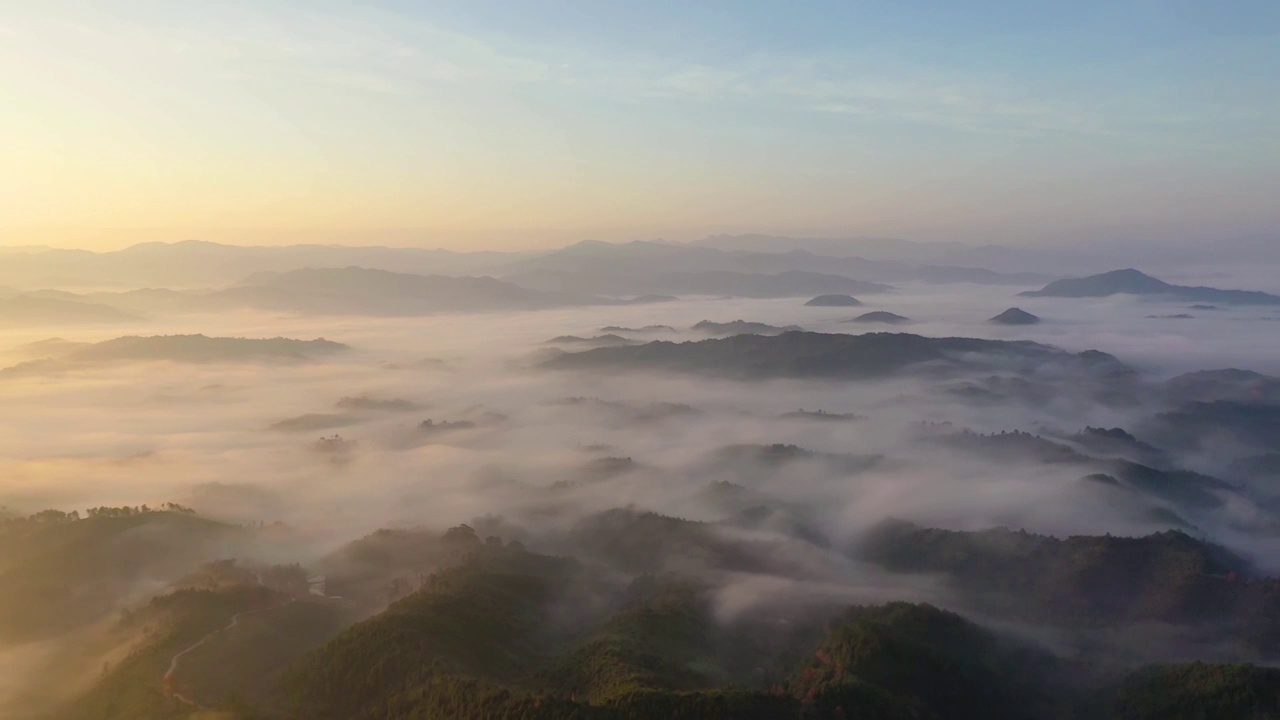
[{"x1": 7, "y1": 5, "x2": 1280, "y2": 720}]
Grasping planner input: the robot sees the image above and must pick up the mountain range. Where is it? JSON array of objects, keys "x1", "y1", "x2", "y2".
[
  {"x1": 17, "y1": 268, "x2": 611, "y2": 318},
  {"x1": 0, "y1": 294, "x2": 141, "y2": 327},
  {"x1": 694, "y1": 233, "x2": 1280, "y2": 275},
  {"x1": 220, "y1": 267, "x2": 601, "y2": 315},
  {"x1": 504, "y1": 267, "x2": 893, "y2": 299},
  {"x1": 8, "y1": 237, "x2": 1280, "y2": 299},
  {"x1": 0, "y1": 238, "x2": 1050, "y2": 295}
]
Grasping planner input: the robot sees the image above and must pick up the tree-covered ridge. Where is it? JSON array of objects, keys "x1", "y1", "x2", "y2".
[
  {"x1": 71, "y1": 334, "x2": 349, "y2": 362},
  {"x1": 544, "y1": 331, "x2": 1131, "y2": 381},
  {"x1": 1142, "y1": 401, "x2": 1280, "y2": 455},
  {"x1": 566, "y1": 508, "x2": 821, "y2": 578},
  {"x1": 788, "y1": 602, "x2": 1066, "y2": 720},
  {"x1": 536, "y1": 577, "x2": 722, "y2": 704},
  {"x1": 0, "y1": 503, "x2": 195, "y2": 529},
  {"x1": 292, "y1": 578, "x2": 1280, "y2": 720},
  {"x1": 283, "y1": 547, "x2": 1040, "y2": 720},
  {"x1": 1, "y1": 334, "x2": 350, "y2": 375},
  {"x1": 166, "y1": 597, "x2": 350, "y2": 709},
  {"x1": 858, "y1": 521, "x2": 1280, "y2": 649},
  {"x1": 0, "y1": 508, "x2": 244, "y2": 641},
  {"x1": 279, "y1": 541, "x2": 583, "y2": 720},
  {"x1": 1097, "y1": 662, "x2": 1280, "y2": 720},
  {"x1": 57, "y1": 584, "x2": 279, "y2": 720},
  {"x1": 30, "y1": 512, "x2": 1280, "y2": 720}
]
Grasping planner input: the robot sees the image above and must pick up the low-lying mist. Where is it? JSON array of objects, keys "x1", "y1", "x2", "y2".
[
  {"x1": 3, "y1": 288, "x2": 1276, "y2": 542},
  {"x1": 5, "y1": 281, "x2": 1280, "y2": 716}
]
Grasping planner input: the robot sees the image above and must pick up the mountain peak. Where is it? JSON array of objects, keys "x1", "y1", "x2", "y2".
[
  {"x1": 1099, "y1": 267, "x2": 1163, "y2": 282},
  {"x1": 989, "y1": 307, "x2": 1041, "y2": 325},
  {"x1": 561, "y1": 239, "x2": 613, "y2": 253},
  {"x1": 1021, "y1": 268, "x2": 1173, "y2": 298}
]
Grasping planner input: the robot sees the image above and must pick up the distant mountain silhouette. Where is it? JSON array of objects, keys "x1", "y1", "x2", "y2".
[
  {"x1": 0, "y1": 239, "x2": 521, "y2": 289},
  {"x1": 26, "y1": 267, "x2": 610, "y2": 317},
  {"x1": 72, "y1": 334, "x2": 348, "y2": 363},
  {"x1": 689, "y1": 233, "x2": 936, "y2": 258},
  {"x1": 0, "y1": 295, "x2": 139, "y2": 327},
  {"x1": 989, "y1": 308, "x2": 1040, "y2": 325},
  {"x1": 1, "y1": 335, "x2": 348, "y2": 376},
  {"x1": 22, "y1": 287, "x2": 221, "y2": 315},
  {"x1": 506, "y1": 266, "x2": 892, "y2": 299},
  {"x1": 504, "y1": 238, "x2": 1045, "y2": 290},
  {"x1": 217, "y1": 267, "x2": 600, "y2": 315},
  {"x1": 804, "y1": 294, "x2": 863, "y2": 307},
  {"x1": 0, "y1": 239, "x2": 1055, "y2": 307},
  {"x1": 1022, "y1": 269, "x2": 1280, "y2": 305},
  {"x1": 9, "y1": 337, "x2": 91, "y2": 359},
  {"x1": 848, "y1": 311, "x2": 911, "y2": 324},
  {"x1": 691, "y1": 320, "x2": 803, "y2": 336}
]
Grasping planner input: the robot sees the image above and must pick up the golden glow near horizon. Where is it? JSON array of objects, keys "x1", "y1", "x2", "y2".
[{"x1": 2, "y1": 3, "x2": 1277, "y2": 251}]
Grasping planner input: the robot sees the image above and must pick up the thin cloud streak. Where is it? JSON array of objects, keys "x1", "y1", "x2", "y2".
[{"x1": 11, "y1": 4, "x2": 1194, "y2": 138}]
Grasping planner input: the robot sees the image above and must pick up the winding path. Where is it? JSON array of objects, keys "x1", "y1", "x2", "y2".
[{"x1": 162, "y1": 589, "x2": 295, "y2": 707}]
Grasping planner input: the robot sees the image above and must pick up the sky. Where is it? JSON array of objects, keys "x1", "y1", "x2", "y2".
[{"x1": 1, "y1": 0, "x2": 1278, "y2": 251}]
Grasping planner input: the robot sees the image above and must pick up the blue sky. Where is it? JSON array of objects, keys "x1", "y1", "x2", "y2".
[{"x1": 1, "y1": 0, "x2": 1277, "y2": 249}]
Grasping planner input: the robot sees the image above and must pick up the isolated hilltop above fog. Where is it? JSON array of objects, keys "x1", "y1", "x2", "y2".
[
  {"x1": 848, "y1": 311, "x2": 911, "y2": 325},
  {"x1": 1023, "y1": 268, "x2": 1280, "y2": 306},
  {"x1": 989, "y1": 308, "x2": 1041, "y2": 325}
]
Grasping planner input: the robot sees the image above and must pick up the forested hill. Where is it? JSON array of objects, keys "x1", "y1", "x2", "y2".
[
  {"x1": 18, "y1": 516, "x2": 1280, "y2": 720},
  {"x1": 543, "y1": 332, "x2": 1131, "y2": 381},
  {"x1": 276, "y1": 538, "x2": 1280, "y2": 720}
]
